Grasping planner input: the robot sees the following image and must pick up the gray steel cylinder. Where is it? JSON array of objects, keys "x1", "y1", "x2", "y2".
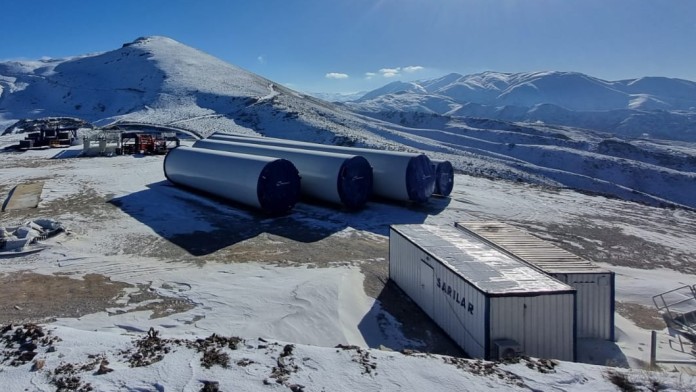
[
  {"x1": 192, "y1": 139, "x2": 373, "y2": 209},
  {"x1": 164, "y1": 146, "x2": 301, "y2": 214},
  {"x1": 208, "y1": 133, "x2": 435, "y2": 203}
]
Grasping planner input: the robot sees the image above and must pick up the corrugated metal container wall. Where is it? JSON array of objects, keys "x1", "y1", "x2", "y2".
[
  {"x1": 390, "y1": 225, "x2": 576, "y2": 361},
  {"x1": 454, "y1": 221, "x2": 615, "y2": 341},
  {"x1": 428, "y1": 257, "x2": 488, "y2": 358},
  {"x1": 559, "y1": 273, "x2": 614, "y2": 340},
  {"x1": 388, "y1": 231, "x2": 429, "y2": 312},
  {"x1": 490, "y1": 295, "x2": 575, "y2": 361},
  {"x1": 389, "y1": 229, "x2": 487, "y2": 358}
]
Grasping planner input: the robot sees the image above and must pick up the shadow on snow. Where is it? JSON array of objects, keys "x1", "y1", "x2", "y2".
[{"x1": 108, "y1": 180, "x2": 450, "y2": 256}]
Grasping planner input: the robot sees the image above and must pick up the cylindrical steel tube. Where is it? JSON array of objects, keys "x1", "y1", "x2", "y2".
[
  {"x1": 208, "y1": 133, "x2": 435, "y2": 203},
  {"x1": 163, "y1": 146, "x2": 300, "y2": 214}
]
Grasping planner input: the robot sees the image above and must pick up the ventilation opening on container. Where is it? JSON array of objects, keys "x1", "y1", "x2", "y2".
[
  {"x1": 493, "y1": 339, "x2": 522, "y2": 360},
  {"x1": 336, "y1": 156, "x2": 373, "y2": 210},
  {"x1": 405, "y1": 154, "x2": 436, "y2": 203},
  {"x1": 256, "y1": 159, "x2": 301, "y2": 215}
]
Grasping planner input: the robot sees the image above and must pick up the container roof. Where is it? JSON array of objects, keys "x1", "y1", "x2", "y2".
[
  {"x1": 391, "y1": 224, "x2": 574, "y2": 295},
  {"x1": 455, "y1": 222, "x2": 611, "y2": 274}
]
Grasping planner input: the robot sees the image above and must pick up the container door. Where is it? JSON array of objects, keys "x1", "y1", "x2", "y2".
[{"x1": 419, "y1": 261, "x2": 434, "y2": 315}]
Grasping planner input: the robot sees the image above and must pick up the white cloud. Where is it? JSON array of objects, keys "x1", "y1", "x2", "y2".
[
  {"x1": 379, "y1": 67, "x2": 401, "y2": 78},
  {"x1": 403, "y1": 65, "x2": 424, "y2": 73},
  {"x1": 370, "y1": 65, "x2": 425, "y2": 79},
  {"x1": 257, "y1": 55, "x2": 266, "y2": 64},
  {"x1": 325, "y1": 72, "x2": 349, "y2": 79}
]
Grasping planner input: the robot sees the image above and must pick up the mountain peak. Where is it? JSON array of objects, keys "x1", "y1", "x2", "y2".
[
  {"x1": 0, "y1": 35, "x2": 274, "y2": 128},
  {"x1": 357, "y1": 80, "x2": 426, "y2": 101},
  {"x1": 122, "y1": 35, "x2": 182, "y2": 48}
]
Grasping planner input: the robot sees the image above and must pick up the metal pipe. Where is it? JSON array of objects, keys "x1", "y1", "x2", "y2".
[
  {"x1": 193, "y1": 139, "x2": 372, "y2": 209},
  {"x1": 208, "y1": 133, "x2": 435, "y2": 203},
  {"x1": 163, "y1": 146, "x2": 301, "y2": 215},
  {"x1": 650, "y1": 330, "x2": 657, "y2": 369}
]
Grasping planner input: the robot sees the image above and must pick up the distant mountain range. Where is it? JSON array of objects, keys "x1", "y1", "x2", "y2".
[
  {"x1": 1, "y1": 36, "x2": 695, "y2": 210},
  {"x1": 306, "y1": 91, "x2": 367, "y2": 103},
  {"x1": 345, "y1": 71, "x2": 696, "y2": 142}
]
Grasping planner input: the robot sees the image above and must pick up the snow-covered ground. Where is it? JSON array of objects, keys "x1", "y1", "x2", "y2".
[
  {"x1": 2, "y1": 36, "x2": 696, "y2": 390},
  {"x1": 2, "y1": 36, "x2": 696, "y2": 210},
  {"x1": 1, "y1": 140, "x2": 696, "y2": 390}
]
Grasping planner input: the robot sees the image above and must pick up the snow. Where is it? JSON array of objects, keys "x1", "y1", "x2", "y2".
[
  {"x1": 349, "y1": 71, "x2": 696, "y2": 142},
  {"x1": 1, "y1": 140, "x2": 696, "y2": 390},
  {"x1": 7, "y1": 323, "x2": 682, "y2": 392},
  {"x1": 1, "y1": 36, "x2": 696, "y2": 390},
  {"x1": 2, "y1": 37, "x2": 696, "y2": 210}
]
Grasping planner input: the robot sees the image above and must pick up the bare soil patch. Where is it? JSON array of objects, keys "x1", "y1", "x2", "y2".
[
  {"x1": 615, "y1": 302, "x2": 666, "y2": 331},
  {"x1": 2, "y1": 183, "x2": 120, "y2": 225},
  {"x1": 0, "y1": 272, "x2": 193, "y2": 324}
]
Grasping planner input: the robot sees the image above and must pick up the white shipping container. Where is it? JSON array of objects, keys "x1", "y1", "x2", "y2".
[
  {"x1": 455, "y1": 221, "x2": 615, "y2": 340},
  {"x1": 390, "y1": 224, "x2": 576, "y2": 361}
]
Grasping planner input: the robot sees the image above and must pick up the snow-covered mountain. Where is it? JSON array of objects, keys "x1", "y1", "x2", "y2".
[
  {"x1": 1, "y1": 37, "x2": 696, "y2": 210},
  {"x1": 305, "y1": 90, "x2": 367, "y2": 102},
  {"x1": 2, "y1": 36, "x2": 696, "y2": 390},
  {"x1": 0, "y1": 36, "x2": 393, "y2": 146},
  {"x1": 348, "y1": 71, "x2": 696, "y2": 142}
]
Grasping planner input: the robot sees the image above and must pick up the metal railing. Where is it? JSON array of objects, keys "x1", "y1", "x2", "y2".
[{"x1": 653, "y1": 285, "x2": 696, "y2": 341}]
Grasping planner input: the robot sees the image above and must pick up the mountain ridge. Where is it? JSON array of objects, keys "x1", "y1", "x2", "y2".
[
  {"x1": 2, "y1": 36, "x2": 695, "y2": 210},
  {"x1": 348, "y1": 71, "x2": 696, "y2": 141}
]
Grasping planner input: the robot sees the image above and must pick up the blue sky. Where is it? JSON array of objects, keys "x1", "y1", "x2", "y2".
[{"x1": 2, "y1": 0, "x2": 695, "y2": 93}]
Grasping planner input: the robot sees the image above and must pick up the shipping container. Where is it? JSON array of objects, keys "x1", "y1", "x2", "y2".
[
  {"x1": 455, "y1": 221, "x2": 615, "y2": 340},
  {"x1": 390, "y1": 224, "x2": 576, "y2": 361}
]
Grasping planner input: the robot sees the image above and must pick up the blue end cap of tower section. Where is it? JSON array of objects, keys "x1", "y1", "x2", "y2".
[
  {"x1": 337, "y1": 155, "x2": 373, "y2": 210},
  {"x1": 256, "y1": 159, "x2": 302, "y2": 215},
  {"x1": 433, "y1": 160, "x2": 454, "y2": 197},
  {"x1": 405, "y1": 154, "x2": 436, "y2": 203}
]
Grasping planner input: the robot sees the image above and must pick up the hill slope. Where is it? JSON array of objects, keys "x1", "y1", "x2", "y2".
[
  {"x1": 0, "y1": 36, "x2": 391, "y2": 145},
  {"x1": 348, "y1": 71, "x2": 696, "y2": 142},
  {"x1": 2, "y1": 37, "x2": 696, "y2": 209}
]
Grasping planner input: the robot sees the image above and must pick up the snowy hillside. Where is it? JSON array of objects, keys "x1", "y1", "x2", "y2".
[
  {"x1": 2, "y1": 36, "x2": 696, "y2": 390},
  {"x1": 348, "y1": 71, "x2": 696, "y2": 142},
  {"x1": 2, "y1": 142, "x2": 696, "y2": 391},
  {"x1": 0, "y1": 36, "x2": 391, "y2": 146},
  {"x1": 359, "y1": 113, "x2": 696, "y2": 209},
  {"x1": 2, "y1": 36, "x2": 696, "y2": 210}
]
